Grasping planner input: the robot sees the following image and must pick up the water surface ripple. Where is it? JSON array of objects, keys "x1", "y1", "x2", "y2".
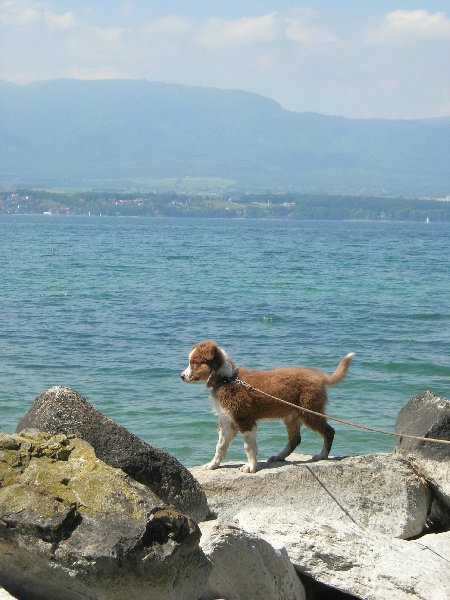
[{"x1": 1, "y1": 216, "x2": 448, "y2": 466}]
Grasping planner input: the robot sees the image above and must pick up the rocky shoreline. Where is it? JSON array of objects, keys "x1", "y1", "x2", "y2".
[{"x1": 1, "y1": 387, "x2": 449, "y2": 599}]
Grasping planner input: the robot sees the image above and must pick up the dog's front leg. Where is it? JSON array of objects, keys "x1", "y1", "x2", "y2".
[
  {"x1": 240, "y1": 426, "x2": 258, "y2": 473},
  {"x1": 204, "y1": 418, "x2": 237, "y2": 470}
]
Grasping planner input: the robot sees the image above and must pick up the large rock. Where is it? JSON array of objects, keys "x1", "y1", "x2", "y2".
[
  {"x1": 395, "y1": 391, "x2": 450, "y2": 460},
  {"x1": 235, "y1": 507, "x2": 450, "y2": 600},
  {"x1": 199, "y1": 520, "x2": 306, "y2": 600},
  {"x1": 395, "y1": 391, "x2": 450, "y2": 518},
  {"x1": 0, "y1": 430, "x2": 210, "y2": 600},
  {"x1": 16, "y1": 386, "x2": 208, "y2": 522},
  {"x1": 191, "y1": 452, "x2": 431, "y2": 539}
]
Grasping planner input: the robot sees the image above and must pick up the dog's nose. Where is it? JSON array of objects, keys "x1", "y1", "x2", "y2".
[{"x1": 180, "y1": 372, "x2": 186, "y2": 381}]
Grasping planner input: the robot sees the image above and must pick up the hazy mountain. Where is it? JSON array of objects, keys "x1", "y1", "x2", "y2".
[{"x1": 0, "y1": 78, "x2": 448, "y2": 195}]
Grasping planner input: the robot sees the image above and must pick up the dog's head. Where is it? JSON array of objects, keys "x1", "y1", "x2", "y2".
[{"x1": 180, "y1": 340, "x2": 233, "y2": 384}]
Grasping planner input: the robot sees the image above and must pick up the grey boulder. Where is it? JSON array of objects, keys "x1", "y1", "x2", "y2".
[
  {"x1": 16, "y1": 386, "x2": 209, "y2": 522},
  {"x1": 235, "y1": 507, "x2": 450, "y2": 600},
  {"x1": 395, "y1": 390, "x2": 450, "y2": 525},
  {"x1": 191, "y1": 452, "x2": 431, "y2": 539},
  {"x1": 395, "y1": 390, "x2": 450, "y2": 461},
  {"x1": 199, "y1": 520, "x2": 306, "y2": 600}
]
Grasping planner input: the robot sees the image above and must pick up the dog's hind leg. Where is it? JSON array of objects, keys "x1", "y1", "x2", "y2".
[
  {"x1": 240, "y1": 425, "x2": 258, "y2": 473},
  {"x1": 268, "y1": 415, "x2": 302, "y2": 463},
  {"x1": 205, "y1": 417, "x2": 237, "y2": 470},
  {"x1": 309, "y1": 418, "x2": 335, "y2": 461}
]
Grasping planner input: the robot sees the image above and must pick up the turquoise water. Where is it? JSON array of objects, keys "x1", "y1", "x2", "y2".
[{"x1": 1, "y1": 216, "x2": 449, "y2": 467}]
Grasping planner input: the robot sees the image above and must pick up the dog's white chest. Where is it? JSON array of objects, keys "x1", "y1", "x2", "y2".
[{"x1": 210, "y1": 395, "x2": 231, "y2": 421}]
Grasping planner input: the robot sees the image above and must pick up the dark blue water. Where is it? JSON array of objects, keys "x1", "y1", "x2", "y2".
[{"x1": 1, "y1": 216, "x2": 448, "y2": 466}]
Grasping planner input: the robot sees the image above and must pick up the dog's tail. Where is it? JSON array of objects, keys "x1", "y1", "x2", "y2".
[{"x1": 324, "y1": 352, "x2": 355, "y2": 386}]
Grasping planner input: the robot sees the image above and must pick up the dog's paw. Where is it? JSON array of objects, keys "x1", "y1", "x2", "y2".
[
  {"x1": 240, "y1": 463, "x2": 257, "y2": 473},
  {"x1": 267, "y1": 454, "x2": 285, "y2": 463},
  {"x1": 204, "y1": 460, "x2": 220, "y2": 470},
  {"x1": 310, "y1": 452, "x2": 329, "y2": 462}
]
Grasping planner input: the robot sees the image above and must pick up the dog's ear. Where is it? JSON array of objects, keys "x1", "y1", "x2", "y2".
[{"x1": 197, "y1": 340, "x2": 220, "y2": 366}]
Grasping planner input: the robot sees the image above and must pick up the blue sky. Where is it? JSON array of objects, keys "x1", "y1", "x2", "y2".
[{"x1": 1, "y1": 1, "x2": 449, "y2": 119}]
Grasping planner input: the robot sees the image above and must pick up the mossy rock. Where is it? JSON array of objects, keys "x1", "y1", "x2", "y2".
[{"x1": 0, "y1": 430, "x2": 210, "y2": 600}]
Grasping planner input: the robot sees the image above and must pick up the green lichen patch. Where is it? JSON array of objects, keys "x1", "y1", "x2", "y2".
[{"x1": 0, "y1": 431, "x2": 161, "y2": 525}]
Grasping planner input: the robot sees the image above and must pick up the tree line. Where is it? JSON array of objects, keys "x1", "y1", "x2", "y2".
[{"x1": 1, "y1": 189, "x2": 449, "y2": 221}]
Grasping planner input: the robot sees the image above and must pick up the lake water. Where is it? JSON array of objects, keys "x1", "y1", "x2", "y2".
[{"x1": 1, "y1": 216, "x2": 448, "y2": 467}]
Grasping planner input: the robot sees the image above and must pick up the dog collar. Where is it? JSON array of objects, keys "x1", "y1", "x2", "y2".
[{"x1": 207, "y1": 370, "x2": 238, "y2": 389}]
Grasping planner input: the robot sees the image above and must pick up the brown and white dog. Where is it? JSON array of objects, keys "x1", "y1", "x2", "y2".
[{"x1": 181, "y1": 340, "x2": 354, "y2": 473}]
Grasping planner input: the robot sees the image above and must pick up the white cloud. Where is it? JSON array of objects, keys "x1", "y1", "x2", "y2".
[
  {"x1": 194, "y1": 8, "x2": 336, "y2": 51},
  {"x1": 92, "y1": 25, "x2": 125, "y2": 42},
  {"x1": 368, "y1": 9, "x2": 450, "y2": 42},
  {"x1": 0, "y1": 0, "x2": 75, "y2": 30},
  {"x1": 0, "y1": 0, "x2": 40, "y2": 27},
  {"x1": 44, "y1": 10, "x2": 75, "y2": 30},
  {"x1": 284, "y1": 17, "x2": 337, "y2": 48},
  {"x1": 0, "y1": 2, "x2": 448, "y2": 119},
  {"x1": 142, "y1": 14, "x2": 192, "y2": 37},
  {"x1": 196, "y1": 12, "x2": 279, "y2": 47}
]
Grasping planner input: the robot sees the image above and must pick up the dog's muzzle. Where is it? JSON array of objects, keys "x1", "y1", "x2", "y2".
[{"x1": 180, "y1": 370, "x2": 194, "y2": 382}]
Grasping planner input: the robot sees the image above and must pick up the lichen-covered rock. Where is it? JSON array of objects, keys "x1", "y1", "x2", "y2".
[
  {"x1": 191, "y1": 452, "x2": 431, "y2": 539},
  {"x1": 0, "y1": 430, "x2": 210, "y2": 600},
  {"x1": 16, "y1": 386, "x2": 209, "y2": 522}
]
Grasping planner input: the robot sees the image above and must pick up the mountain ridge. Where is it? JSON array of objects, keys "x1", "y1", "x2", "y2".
[{"x1": 1, "y1": 79, "x2": 449, "y2": 195}]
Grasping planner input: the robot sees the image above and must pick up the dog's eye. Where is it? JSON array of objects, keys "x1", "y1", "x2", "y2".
[{"x1": 191, "y1": 360, "x2": 200, "y2": 366}]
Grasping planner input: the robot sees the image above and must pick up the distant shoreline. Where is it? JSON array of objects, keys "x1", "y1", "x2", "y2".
[{"x1": 1, "y1": 189, "x2": 449, "y2": 222}]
